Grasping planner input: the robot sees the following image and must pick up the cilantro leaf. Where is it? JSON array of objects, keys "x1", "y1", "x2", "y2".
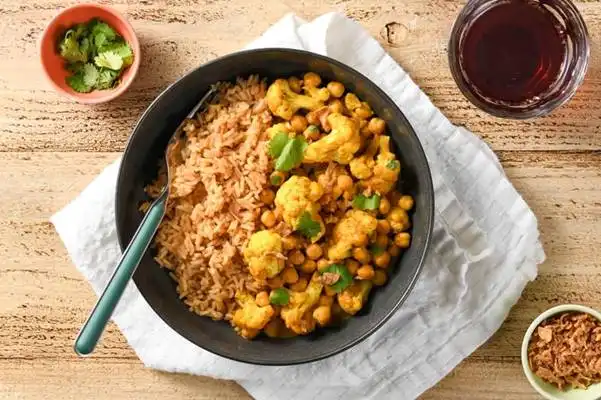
[
  {"x1": 352, "y1": 194, "x2": 381, "y2": 210},
  {"x1": 321, "y1": 264, "x2": 353, "y2": 292},
  {"x1": 386, "y1": 160, "x2": 400, "y2": 170},
  {"x1": 94, "y1": 50, "x2": 123, "y2": 70},
  {"x1": 91, "y1": 21, "x2": 117, "y2": 44},
  {"x1": 296, "y1": 211, "x2": 321, "y2": 239},
  {"x1": 268, "y1": 132, "x2": 290, "y2": 158},
  {"x1": 96, "y1": 68, "x2": 119, "y2": 89},
  {"x1": 269, "y1": 288, "x2": 290, "y2": 305},
  {"x1": 369, "y1": 244, "x2": 385, "y2": 256},
  {"x1": 66, "y1": 71, "x2": 92, "y2": 93},
  {"x1": 58, "y1": 28, "x2": 89, "y2": 63},
  {"x1": 275, "y1": 136, "x2": 307, "y2": 172},
  {"x1": 307, "y1": 125, "x2": 319, "y2": 133},
  {"x1": 82, "y1": 63, "x2": 99, "y2": 87}
]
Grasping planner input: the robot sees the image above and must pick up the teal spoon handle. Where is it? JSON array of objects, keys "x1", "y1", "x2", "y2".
[{"x1": 74, "y1": 192, "x2": 167, "y2": 356}]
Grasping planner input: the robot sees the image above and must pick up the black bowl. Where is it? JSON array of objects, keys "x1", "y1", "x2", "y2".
[{"x1": 116, "y1": 48, "x2": 434, "y2": 365}]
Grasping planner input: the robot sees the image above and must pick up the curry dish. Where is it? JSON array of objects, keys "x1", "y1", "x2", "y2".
[{"x1": 146, "y1": 73, "x2": 415, "y2": 340}]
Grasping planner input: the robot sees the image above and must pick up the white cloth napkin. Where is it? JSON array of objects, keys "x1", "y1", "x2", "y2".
[{"x1": 51, "y1": 12, "x2": 545, "y2": 400}]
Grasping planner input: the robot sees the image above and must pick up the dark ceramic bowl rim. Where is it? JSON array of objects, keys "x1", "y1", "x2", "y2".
[{"x1": 115, "y1": 48, "x2": 434, "y2": 365}]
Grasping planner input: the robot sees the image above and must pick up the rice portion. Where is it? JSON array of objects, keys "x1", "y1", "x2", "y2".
[{"x1": 146, "y1": 76, "x2": 272, "y2": 321}]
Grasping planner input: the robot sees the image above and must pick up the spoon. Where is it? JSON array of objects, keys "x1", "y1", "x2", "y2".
[{"x1": 74, "y1": 86, "x2": 219, "y2": 356}]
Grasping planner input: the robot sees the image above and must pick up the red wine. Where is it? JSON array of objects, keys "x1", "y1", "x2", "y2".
[{"x1": 460, "y1": 1, "x2": 567, "y2": 104}]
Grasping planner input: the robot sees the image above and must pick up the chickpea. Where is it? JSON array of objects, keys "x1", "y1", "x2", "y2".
[
  {"x1": 388, "y1": 207, "x2": 409, "y2": 224},
  {"x1": 290, "y1": 277, "x2": 308, "y2": 292},
  {"x1": 346, "y1": 259, "x2": 360, "y2": 275},
  {"x1": 336, "y1": 174, "x2": 353, "y2": 191},
  {"x1": 329, "y1": 99, "x2": 344, "y2": 113},
  {"x1": 388, "y1": 244, "x2": 401, "y2": 257},
  {"x1": 319, "y1": 295, "x2": 334, "y2": 307},
  {"x1": 260, "y1": 189, "x2": 275, "y2": 205},
  {"x1": 353, "y1": 247, "x2": 370, "y2": 264},
  {"x1": 376, "y1": 219, "x2": 391, "y2": 235},
  {"x1": 304, "y1": 72, "x2": 322, "y2": 87},
  {"x1": 373, "y1": 270, "x2": 388, "y2": 286},
  {"x1": 367, "y1": 117, "x2": 386, "y2": 135},
  {"x1": 398, "y1": 195, "x2": 415, "y2": 211},
  {"x1": 282, "y1": 236, "x2": 301, "y2": 250},
  {"x1": 260, "y1": 210, "x2": 276, "y2": 228},
  {"x1": 353, "y1": 233, "x2": 369, "y2": 248},
  {"x1": 309, "y1": 182, "x2": 324, "y2": 201},
  {"x1": 324, "y1": 286, "x2": 337, "y2": 296},
  {"x1": 303, "y1": 125, "x2": 321, "y2": 141},
  {"x1": 289, "y1": 250, "x2": 305, "y2": 265},
  {"x1": 375, "y1": 234, "x2": 389, "y2": 249},
  {"x1": 326, "y1": 81, "x2": 345, "y2": 98},
  {"x1": 379, "y1": 197, "x2": 391, "y2": 215},
  {"x1": 264, "y1": 319, "x2": 280, "y2": 338},
  {"x1": 306, "y1": 111, "x2": 320, "y2": 125},
  {"x1": 313, "y1": 305, "x2": 332, "y2": 326},
  {"x1": 374, "y1": 252, "x2": 391, "y2": 268},
  {"x1": 344, "y1": 93, "x2": 361, "y2": 110},
  {"x1": 255, "y1": 291, "x2": 270, "y2": 307},
  {"x1": 288, "y1": 76, "x2": 302, "y2": 93},
  {"x1": 282, "y1": 267, "x2": 299, "y2": 284},
  {"x1": 306, "y1": 243, "x2": 323, "y2": 260},
  {"x1": 300, "y1": 259, "x2": 317, "y2": 274},
  {"x1": 290, "y1": 115, "x2": 308, "y2": 133},
  {"x1": 354, "y1": 106, "x2": 373, "y2": 120},
  {"x1": 270, "y1": 171, "x2": 287, "y2": 187},
  {"x1": 394, "y1": 232, "x2": 411, "y2": 249},
  {"x1": 317, "y1": 259, "x2": 330, "y2": 272},
  {"x1": 267, "y1": 276, "x2": 284, "y2": 289},
  {"x1": 357, "y1": 264, "x2": 375, "y2": 280}
]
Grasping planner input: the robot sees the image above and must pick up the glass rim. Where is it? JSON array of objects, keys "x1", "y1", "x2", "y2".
[{"x1": 448, "y1": 0, "x2": 590, "y2": 120}]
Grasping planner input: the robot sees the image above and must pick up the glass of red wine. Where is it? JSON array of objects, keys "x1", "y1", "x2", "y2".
[{"x1": 448, "y1": 0, "x2": 589, "y2": 119}]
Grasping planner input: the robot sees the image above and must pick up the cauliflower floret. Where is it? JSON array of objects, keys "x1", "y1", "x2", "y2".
[
  {"x1": 349, "y1": 135, "x2": 380, "y2": 180},
  {"x1": 303, "y1": 113, "x2": 362, "y2": 165},
  {"x1": 243, "y1": 230, "x2": 285, "y2": 281},
  {"x1": 302, "y1": 78, "x2": 330, "y2": 102},
  {"x1": 337, "y1": 280, "x2": 373, "y2": 315},
  {"x1": 274, "y1": 176, "x2": 325, "y2": 242},
  {"x1": 280, "y1": 274, "x2": 323, "y2": 334},
  {"x1": 266, "y1": 79, "x2": 324, "y2": 120},
  {"x1": 327, "y1": 209, "x2": 377, "y2": 261},
  {"x1": 351, "y1": 136, "x2": 400, "y2": 195},
  {"x1": 232, "y1": 292, "x2": 275, "y2": 339}
]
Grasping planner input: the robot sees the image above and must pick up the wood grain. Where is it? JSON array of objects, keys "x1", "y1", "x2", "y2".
[{"x1": 1, "y1": 0, "x2": 601, "y2": 399}]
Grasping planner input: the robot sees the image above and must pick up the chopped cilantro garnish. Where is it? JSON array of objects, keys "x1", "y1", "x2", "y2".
[
  {"x1": 274, "y1": 136, "x2": 308, "y2": 172},
  {"x1": 386, "y1": 160, "x2": 400, "y2": 170},
  {"x1": 307, "y1": 125, "x2": 319, "y2": 133},
  {"x1": 321, "y1": 264, "x2": 353, "y2": 292},
  {"x1": 270, "y1": 174, "x2": 282, "y2": 186},
  {"x1": 269, "y1": 288, "x2": 290, "y2": 305},
  {"x1": 352, "y1": 194, "x2": 381, "y2": 210},
  {"x1": 57, "y1": 18, "x2": 134, "y2": 92},
  {"x1": 297, "y1": 211, "x2": 321, "y2": 239},
  {"x1": 268, "y1": 132, "x2": 290, "y2": 158}
]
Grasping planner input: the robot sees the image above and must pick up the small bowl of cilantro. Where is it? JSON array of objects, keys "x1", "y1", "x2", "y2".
[{"x1": 39, "y1": 3, "x2": 140, "y2": 104}]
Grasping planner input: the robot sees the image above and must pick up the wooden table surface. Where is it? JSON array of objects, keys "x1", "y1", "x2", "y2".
[{"x1": 2, "y1": 0, "x2": 601, "y2": 398}]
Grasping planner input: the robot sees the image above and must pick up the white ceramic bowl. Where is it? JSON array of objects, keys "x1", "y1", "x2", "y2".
[{"x1": 521, "y1": 304, "x2": 601, "y2": 400}]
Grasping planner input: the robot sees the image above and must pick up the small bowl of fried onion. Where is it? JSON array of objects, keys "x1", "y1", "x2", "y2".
[{"x1": 521, "y1": 304, "x2": 601, "y2": 400}]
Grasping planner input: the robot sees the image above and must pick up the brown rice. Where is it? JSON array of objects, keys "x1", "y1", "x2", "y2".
[{"x1": 145, "y1": 75, "x2": 272, "y2": 321}]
